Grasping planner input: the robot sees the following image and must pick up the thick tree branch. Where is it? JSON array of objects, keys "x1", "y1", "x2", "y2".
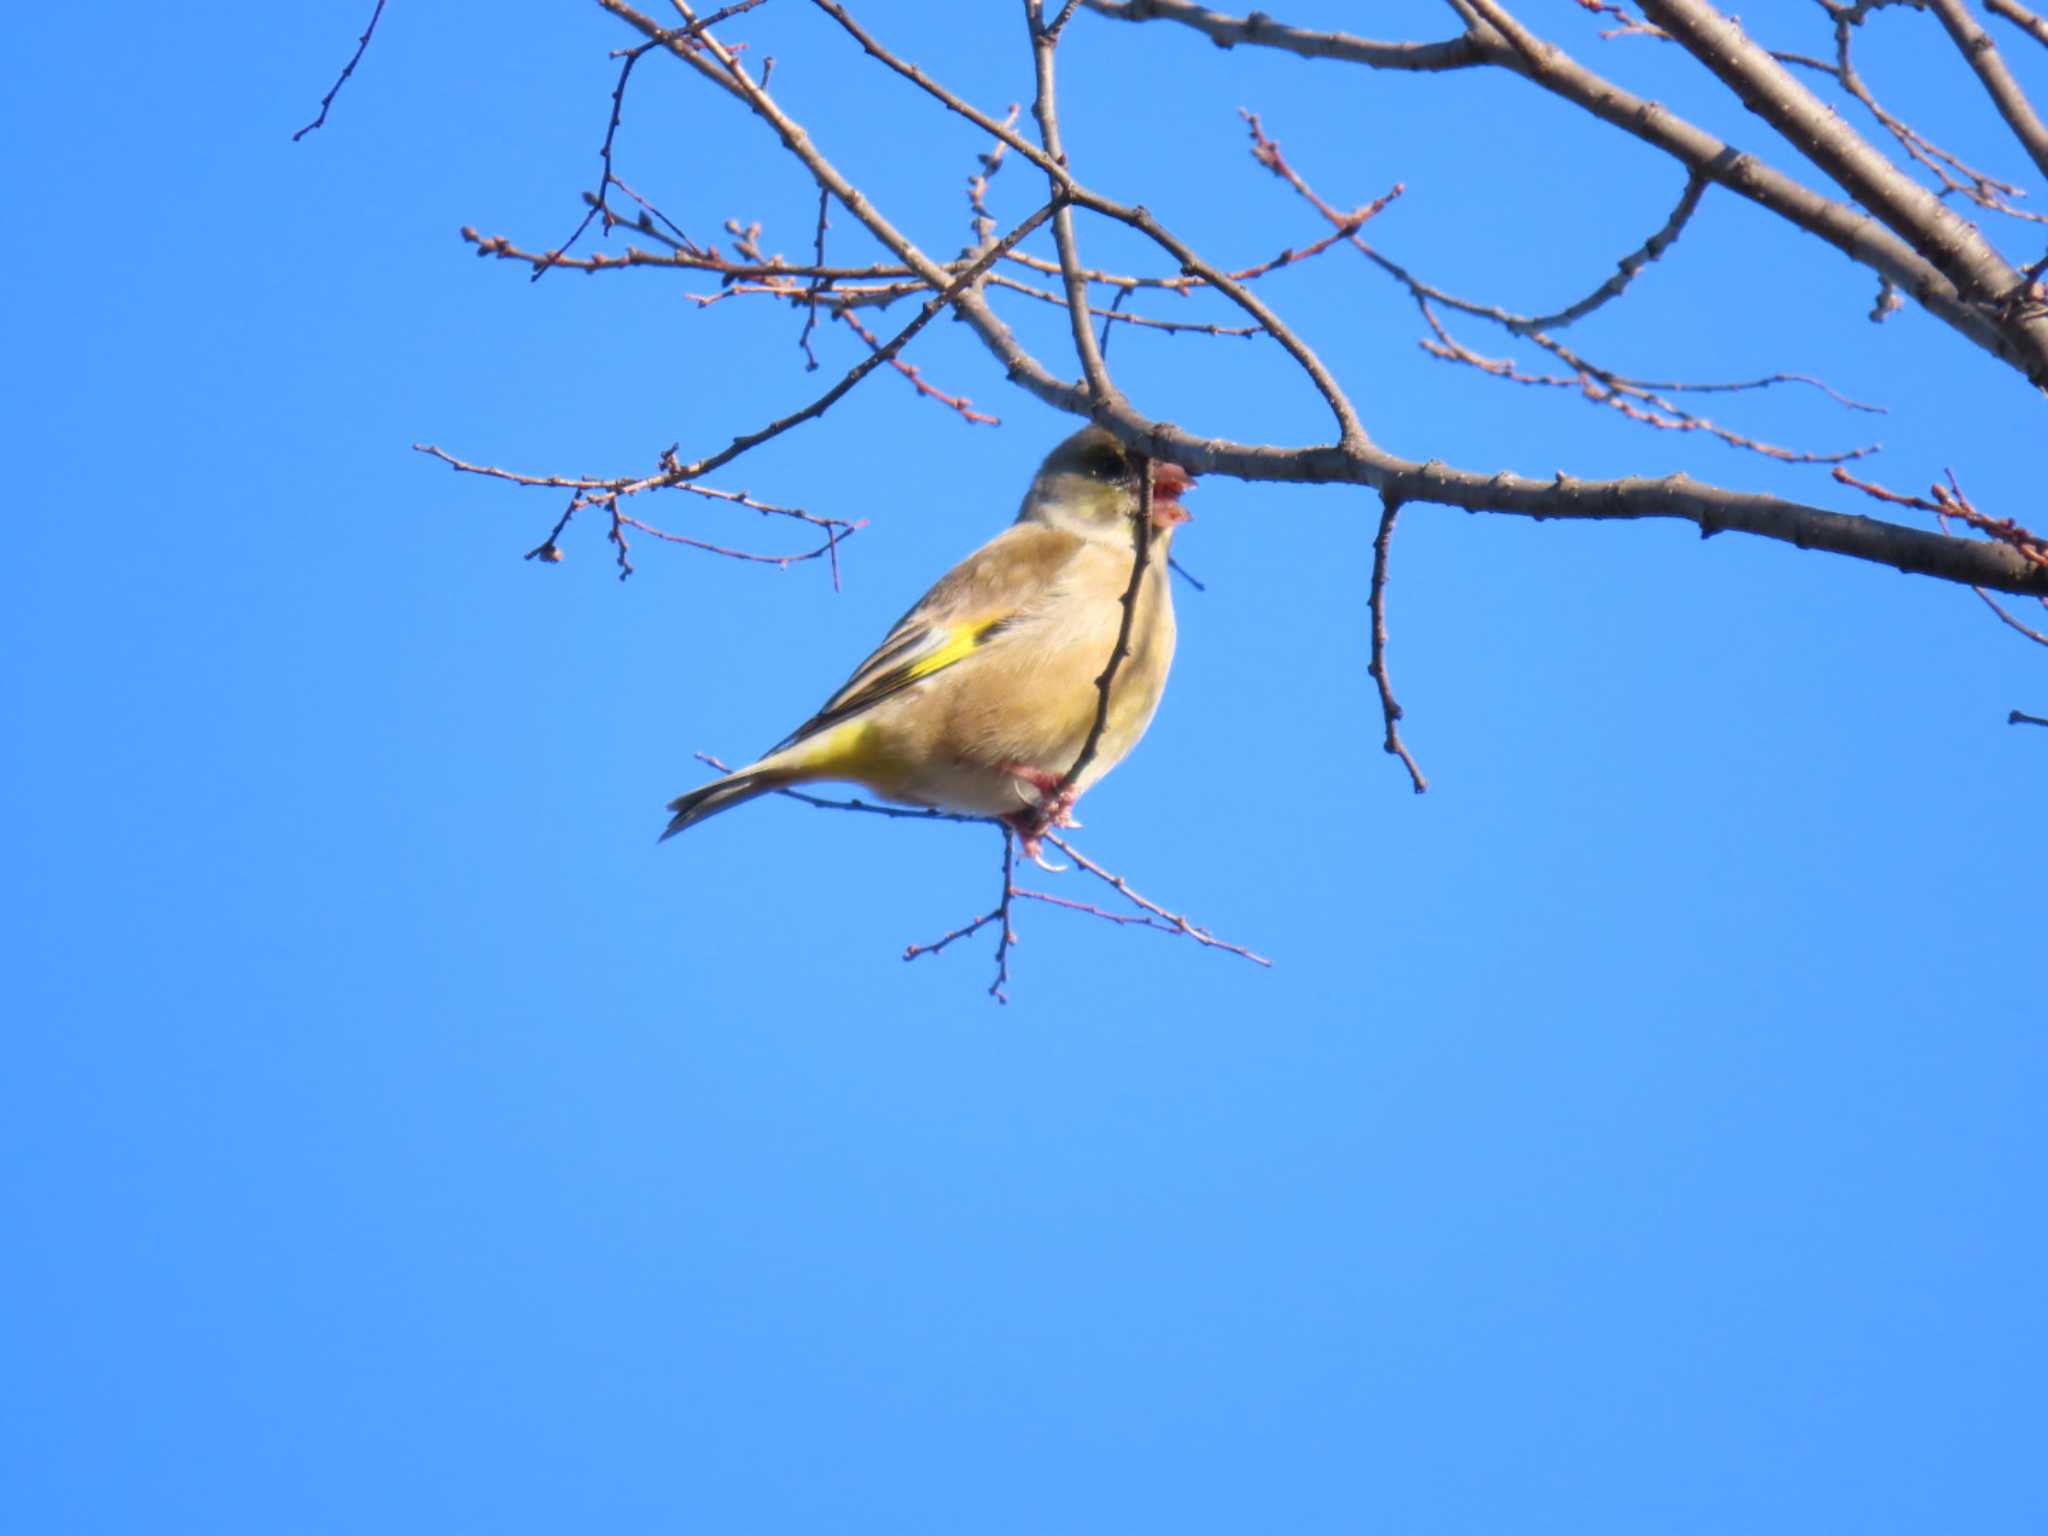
[
  {"x1": 1636, "y1": 0, "x2": 2040, "y2": 319},
  {"x1": 1027, "y1": 1, "x2": 1119, "y2": 406},
  {"x1": 809, "y1": 0, "x2": 1370, "y2": 443},
  {"x1": 1810, "y1": 17, "x2": 2048, "y2": 227},
  {"x1": 596, "y1": 0, "x2": 2048, "y2": 597},
  {"x1": 1101, "y1": 0, "x2": 2046, "y2": 382},
  {"x1": 1082, "y1": 0, "x2": 1484, "y2": 71},
  {"x1": 1925, "y1": 0, "x2": 2048, "y2": 184},
  {"x1": 963, "y1": 308, "x2": 2048, "y2": 595}
]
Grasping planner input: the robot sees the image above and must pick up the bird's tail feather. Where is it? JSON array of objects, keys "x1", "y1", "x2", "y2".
[{"x1": 660, "y1": 766, "x2": 790, "y2": 841}]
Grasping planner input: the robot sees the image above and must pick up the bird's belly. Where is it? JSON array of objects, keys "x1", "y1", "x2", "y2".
[
  {"x1": 887, "y1": 756, "x2": 1043, "y2": 818},
  {"x1": 834, "y1": 585, "x2": 1174, "y2": 818},
  {"x1": 846, "y1": 692, "x2": 1084, "y2": 818}
]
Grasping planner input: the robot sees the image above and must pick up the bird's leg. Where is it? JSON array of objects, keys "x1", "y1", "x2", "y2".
[
  {"x1": 1003, "y1": 765, "x2": 1084, "y2": 828},
  {"x1": 998, "y1": 764, "x2": 1083, "y2": 871},
  {"x1": 1001, "y1": 808, "x2": 1066, "y2": 872}
]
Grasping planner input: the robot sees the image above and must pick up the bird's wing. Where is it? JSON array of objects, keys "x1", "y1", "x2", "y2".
[{"x1": 773, "y1": 521, "x2": 1082, "y2": 751}]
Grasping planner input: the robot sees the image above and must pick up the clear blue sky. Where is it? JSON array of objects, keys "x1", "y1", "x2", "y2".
[{"x1": 5, "y1": 3, "x2": 2043, "y2": 1531}]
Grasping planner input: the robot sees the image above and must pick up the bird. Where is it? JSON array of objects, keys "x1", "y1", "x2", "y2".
[{"x1": 661, "y1": 424, "x2": 1193, "y2": 862}]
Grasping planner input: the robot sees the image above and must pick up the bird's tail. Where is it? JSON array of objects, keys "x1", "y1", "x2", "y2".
[{"x1": 660, "y1": 764, "x2": 791, "y2": 841}]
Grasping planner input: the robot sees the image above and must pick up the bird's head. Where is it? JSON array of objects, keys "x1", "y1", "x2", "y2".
[{"x1": 1017, "y1": 425, "x2": 1195, "y2": 546}]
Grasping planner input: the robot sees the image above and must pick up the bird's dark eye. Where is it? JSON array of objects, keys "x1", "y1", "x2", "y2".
[{"x1": 1083, "y1": 445, "x2": 1128, "y2": 480}]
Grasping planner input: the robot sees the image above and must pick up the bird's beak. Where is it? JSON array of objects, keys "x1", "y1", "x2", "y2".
[{"x1": 1147, "y1": 460, "x2": 1195, "y2": 529}]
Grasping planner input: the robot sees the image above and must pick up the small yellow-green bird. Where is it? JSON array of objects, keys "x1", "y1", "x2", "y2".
[{"x1": 662, "y1": 424, "x2": 1193, "y2": 858}]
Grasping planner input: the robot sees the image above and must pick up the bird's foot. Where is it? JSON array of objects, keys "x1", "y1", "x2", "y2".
[
  {"x1": 1003, "y1": 764, "x2": 1083, "y2": 830},
  {"x1": 1002, "y1": 809, "x2": 1067, "y2": 872}
]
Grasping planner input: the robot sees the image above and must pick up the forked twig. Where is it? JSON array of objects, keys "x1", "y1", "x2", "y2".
[
  {"x1": 414, "y1": 445, "x2": 865, "y2": 585},
  {"x1": 903, "y1": 827, "x2": 1019, "y2": 1002},
  {"x1": 1040, "y1": 833, "x2": 1272, "y2": 966},
  {"x1": 684, "y1": 750, "x2": 1270, "y2": 998},
  {"x1": 1245, "y1": 109, "x2": 1882, "y2": 464}
]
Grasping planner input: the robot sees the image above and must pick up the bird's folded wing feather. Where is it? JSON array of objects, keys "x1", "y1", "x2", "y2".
[{"x1": 774, "y1": 521, "x2": 1082, "y2": 750}]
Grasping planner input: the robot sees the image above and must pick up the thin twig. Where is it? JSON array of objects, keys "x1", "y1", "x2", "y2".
[
  {"x1": 293, "y1": 0, "x2": 389, "y2": 141},
  {"x1": 530, "y1": 0, "x2": 769, "y2": 279},
  {"x1": 1029, "y1": 0, "x2": 1119, "y2": 406},
  {"x1": 1248, "y1": 110, "x2": 1879, "y2": 464},
  {"x1": 690, "y1": 747, "x2": 1268, "y2": 988},
  {"x1": 967, "y1": 103, "x2": 1022, "y2": 243},
  {"x1": 1368, "y1": 495, "x2": 1428, "y2": 793},
  {"x1": 1817, "y1": 13, "x2": 2048, "y2": 228},
  {"x1": 443, "y1": 193, "x2": 1053, "y2": 538},
  {"x1": 1833, "y1": 466, "x2": 2048, "y2": 568},
  {"x1": 802, "y1": 0, "x2": 1371, "y2": 440},
  {"x1": 1049, "y1": 455, "x2": 1156, "y2": 813},
  {"x1": 989, "y1": 273, "x2": 1260, "y2": 337},
  {"x1": 671, "y1": 200, "x2": 1052, "y2": 483},
  {"x1": 414, "y1": 445, "x2": 866, "y2": 581},
  {"x1": 695, "y1": 753, "x2": 978, "y2": 821},
  {"x1": 835, "y1": 308, "x2": 1000, "y2": 424},
  {"x1": 798, "y1": 186, "x2": 831, "y2": 366},
  {"x1": 533, "y1": 39, "x2": 654, "y2": 280},
  {"x1": 1970, "y1": 585, "x2": 2048, "y2": 645},
  {"x1": 903, "y1": 827, "x2": 1019, "y2": 1002},
  {"x1": 1097, "y1": 285, "x2": 1130, "y2": 360},
  {"x1": 1042, "y1": 833, "x2": 1272, "y2": 966},
  {"x1": 1415, "y1": 299, "x2": 1881, "y2": 464},
  {"x1": 1989, "y1": 0, "x2": 2048, "y2": 53},
  {"x1": 989, "y1": 829, "x2": 1018, "y2": 999}
]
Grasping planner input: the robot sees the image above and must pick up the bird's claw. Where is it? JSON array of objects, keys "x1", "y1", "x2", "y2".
[
  {"x1": 1005, "y1": 808, "x2": 1070, "y2": 872},
  {"x1": 1021, "y1": 837, "x2": 1067, "y2": 873}
]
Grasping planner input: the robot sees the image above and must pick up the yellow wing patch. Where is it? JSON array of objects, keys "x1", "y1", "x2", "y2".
[
  {"x1": 906, "y1": 619, "x2": 1003, "y2": 681},
  {"x1": 776, "y1": 616, "x2": 1010, "y2": 751}
]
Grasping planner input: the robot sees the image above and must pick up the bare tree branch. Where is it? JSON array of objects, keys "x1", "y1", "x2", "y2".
[
  {"x1": 1988, "y1": 0, "x2": 2048, "y2": 55},
  {"x1": 583, "y1": 0, "x2": 2048, "y2": 605},
  {"x1": 1524, "y1": 172, "x2": 1711, "y2": 332},
  {"x1": 1082, "y1": 0, "x2": 1484, "y2": 71},
  {"x1": 1099, "y1": 0, "x2": 2048, "y2": 381},
  {"x1": 1925, "y1": 0, "x2": 2048, "y2": 184},
  {"x1": 353, "y1": 0, "x2": 2048, "y2": 996},
  {"x1": 1368, "y1": 496, "x2": 1427, "y2": 795},
  {"x1": 1636, "y1": 0, "x2": 2043, "y2": 337},
  {"x1": 294, "y1": 0, "x2": 389, "y2": 142},
  {"x1": 1028, "y1": 0, "x2": 1119, "y2": 407},
  {"x1": 1243, "y1": 114, "x2": 1880, "y2": 464}
]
